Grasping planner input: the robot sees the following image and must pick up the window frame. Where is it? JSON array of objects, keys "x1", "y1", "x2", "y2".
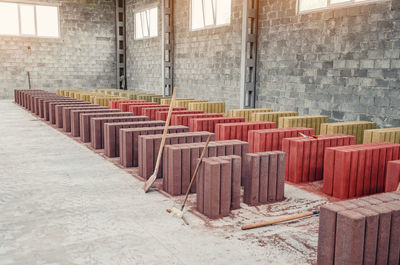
[
  {"x1": 0, "y1": 0, "x2": 60, "y2": 38},
  {"x1": 297, "y1": 0, "x2": 388, "y2": 14},
  {"x1": 189, "y1": 0, "x2": 232, "y2": 32},
  {"x1": 134, "y1": 5, "x2": 159, "y2": 41}
]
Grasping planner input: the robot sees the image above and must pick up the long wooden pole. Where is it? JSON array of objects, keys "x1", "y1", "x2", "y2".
[{"x1": 241, "y1": 210, "x2": 320, "y2": 230}]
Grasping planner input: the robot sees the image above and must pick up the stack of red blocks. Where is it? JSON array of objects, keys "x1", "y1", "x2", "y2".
[
  {"x1": 139, "y1": 132, "x2": 216, "y2": 179},
  {"x1": 317, "y1": 192, "x2": 400, "y2": 265},
  {"x1": 119, "y1": 102, "x2": 158, "y2": 112},
  {"x1": 62, "y1": 106, "x2": 108, "y2": 132},
  {"x1": 243, "y1": 152, "x2": 286, "y2": 206},
  {"x1": 90, "y1": 116, "x2": 149, "y2": 149},
  {"x1": 163, "y1": 140, "x2": 248, "y2": 196},
  {"x1": 196, "y1": 156, "x2": 242, "y2": 218},
  {"x1": 142, "y1": 107, "x2": 186, "y2": 120},
  {"x1": 49, "y1": 101, "x2": 89, "y2": 124},
  {"x1": 282, "y1": 134, "x2": 356, "y2": 183},
  {"x1": 323, "y1": 142, "x2": 400, "y2": 199},
  {"x1": 55, "y1": 103, "x2": 96, "y2": 128},
  {"x1": 248, "y1": 127, "x2": 315, "y2": 153},
  {"x1": 104, "y1": 120, "x2": 165, "y2": 157},
  {"x1": 156, "y1": 110, "x2": 203, "y2": 121},
  {"x1": 109, "y1": 100, "x2": 146, "y2": 109},
  {"x1": 386, "y1": 160, "x2": 400, "y2": 192},
  {"x1": 70, "y1": 109, "x2": 120, "y2": 137},
  {"x1": 171, "y1": 113, "x2": 223, "y2": 127},
  {"x1": 120, "y1": 126, "x2": 189, "y2": 168},
  {"x1": 79, "y1": 112, "x2": 133, "y2": 142},
  {"x1": 216, "y1": 121, "x2": 276, "y2": 141},
  {"x1": 128, "y1": 104, "x2": 166, "y2": 115},
  {"x1": 189, "y1": 117, "x2": 245, "y2": 133}
]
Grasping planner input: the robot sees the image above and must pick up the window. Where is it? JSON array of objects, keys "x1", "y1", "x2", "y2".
[
  {"x1": 190, "y1": 0, "x2": 231, "y2": 31},
  {"x1": 0, "y1": 2, "x2": 59, "y2": 37},
  {"x1": 298, "y1": 0, "x2": 382, "y2": 13},
  {"x1": 135, "y1": 7, "x2": 158, "y2": 40}
]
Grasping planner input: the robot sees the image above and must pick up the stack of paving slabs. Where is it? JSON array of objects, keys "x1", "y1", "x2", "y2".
[
  {"x1": 251, "y1": 111, "x2": 299, "y2": 127},
  {"x1": 196, "y1": 156, "x2": 242, "y2": 218},
  {"x1": 90, "y1": 116, "x2": 149, "y2": 149},
  {"x1": 136, "y1": 94, "x2": 162, "y2": 102},
  {"x1": 138, "y1": 132, "x2": 216, "y2": 179},
  {"x1": 108, "y1": 100, "x2": 147, "y2": 109},
  {"x1": 70, "y1": 109, "x2": 121, "y2": 137},
  {"x1": 80, "y1": 112, "x2": 134, "y2": 142},
  {"x1": 127, "y1": 103, "x2": 163, "y2": 115},
  {"x1": 175, "y1": 99, "x2": 208, "y2": 109},
  {"x1": 120, "y1": 126, "x2": 189, "y2": 168},
  {"x1": 104, "y1": 120, "x2": 165, "y2": 157},
  {"x1": 385, "y1": 160, "x2": 400, "y2": 192},
  {"x1": 279, "y1": 115, "x2": 329, "y2": 135},
  {"x1": 160, "y1": 98, "x2": 194, "y2": 105},
  {"x1": 155, "y1": 110, "x2": 203, "y2": 121},
  {"x1": 122, "y1": 102, "x2": 159, "y2": 112},
  {"x1": 163, "y1": 140, "x2": 248, "y2": 195},
  {"x1": 93, "y1": 96, "x2": 127, "y2": 107},
  {"x1": 323, "y1": 142, "x2": 400, "y2": 199},
  {"x1": 364, "y1": 127, "x2": 400, "y2": 144},
  {"x1": 228, "y1": 108, "x2": 273, "y2": 122},
  {"x1": 55, "y1": 102, "x2": 96, "y2": 128},
  {"x1": 40, "y1": 98, "x2": 79, "y2": 120},
  {"x1": 317, "y1": 192, "x2": 400, "y2": 265},
  {"x1": 216, "y1": 122, "x2": 276, "y2": 141},
  {"x1": 189, "y1": 117, "x2": 245, "y2": 133},
  {"x1": 320, "y1": 121, "x2": 376, "y2": 144},
  {"x1": 49, "y1": 101, "x2": 91, "y2": 124},
  {"x1": 171, "y1": 113, "x2": 223, "y2": 127},
  {"x1": 282, "y1": 134, "x2": 356, "y2": 183},
  {"x1": 62, "y1": 105, "x2": 108, "y2": 133},
  {"x1": 56, "y1": 89, "x2": 82, "y2": 96},
  {"x1": 188, "y1": 102, "x2": 226, "y2": 114},
  {"x1": 151, "y1": 96, "x2": 170, "y2": 104},
  {"x1": 142, "y1": 107, "x2": 186, "y2": 120},
  {"x1": 243, "y1": 152, "x2": 286, "y2": 206},
  {"x1": 248, "y1": 127, "x2": 315, "y2": 153}
]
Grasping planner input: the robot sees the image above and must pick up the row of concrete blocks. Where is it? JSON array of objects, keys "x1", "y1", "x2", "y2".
[
  {"x1": 317, "y1": 192, "x2": 400, "y2": 265},
  {"x1": 197, "y1": 156, "x2": 242, "y2": 218},
  {"x1": 320, "y1": 121, "x2": 377, "y2": 144},
  {"x1": 138, "y1": 132, "x2": 216, "y2": 180},
  {"x1": 386, "y1": 160, "x2": 400, "y2": 192},
  {"x1": 119, "y1": 125, "x2": 188, "y2": 167},
  {"x1": 243, "y1": 152, "x2": 286, "y2": 206},
  {"x1": 248, "y1": 127, "x2": 315, "y2": 153},
  {"x1": 282, "y1": 134, "x2": 356, "y2": 183},
  {"x1": 189, "y1": 117, "x2": 245, "y2": 132},
  {"x1": 364, "y1": 127, "x2": 400, "y2": 144},
  {"x1": 162, "y1": 140, "x2": 248, "y2": 196},
  {"x1": 215, "y1": 121, "x2": 276, "y2": 141},
  {"x1": 323, "y1": 142, "x2": 400, "y2": 199},
  {"x1": 109, "y1": 100, "x2": 147, "y2": 109}
]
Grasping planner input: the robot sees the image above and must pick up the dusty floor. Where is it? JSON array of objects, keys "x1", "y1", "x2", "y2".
[{"x1": 0, "y1": 100, "x2": 329, "y2": 265}]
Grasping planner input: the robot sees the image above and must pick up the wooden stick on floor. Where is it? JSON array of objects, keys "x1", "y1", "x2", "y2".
[{"x1": 241, "y1": 210, "x2": 320, "y2": 230}]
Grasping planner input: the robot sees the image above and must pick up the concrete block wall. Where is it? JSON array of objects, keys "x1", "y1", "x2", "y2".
[
  {"x1": 0, "y1": 0, "x2": 116, "y2": 99},
  {"x1": 125, "y1": 0, "x2": 162, "y2": 94},
  {"x1": 257, "y1": 0, "x2": 400, "y2": 128},
  {"x1": 173, "y1": 0, "x2": 242, "y2": 111}
]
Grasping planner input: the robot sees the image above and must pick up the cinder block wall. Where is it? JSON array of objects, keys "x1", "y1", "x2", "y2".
[
  {"x1": 126, "y1": 0, "x2": 162, "y2": 94},
  {"x1": 173, "y1": 0, "x2": 242, "y2": 111},
  {"x1": 257, "y1": 0, "x2": 400, "y2": 127},
  {"x1": 0, "y1": 0, "x2": 116, "y2": 99}
]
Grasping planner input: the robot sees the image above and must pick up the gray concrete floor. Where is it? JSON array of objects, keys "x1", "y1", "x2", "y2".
[{"x1": 0, "y1": 100, "x2": 327, "y2": 265}]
